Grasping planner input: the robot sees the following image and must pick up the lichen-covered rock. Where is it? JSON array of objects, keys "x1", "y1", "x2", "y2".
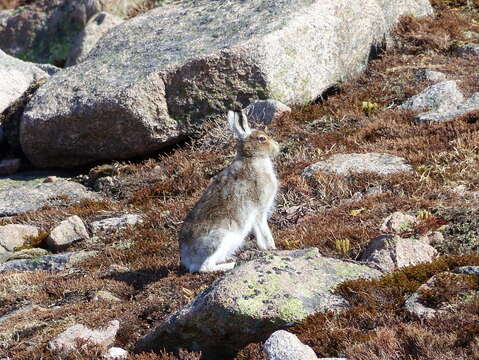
[
  {"x1": 0, "y1": 0, "x2": 100, "y2": 65},
  {"x1": 48, "y1": 320, "x2": 119, "y2": 354},
  {"x1": 361, "y1": 235, "x2": 438, "y2": 273},
  {"x1": 302, "y1": 153, "x2": 412, "y2": 177},
  {"x1": 135, "y1": 248, "x2": 380, "y2": 354},
  {"x1": 66, "y1": 12, "x2": 124, "y2": 66},
  {"x1": 0, "y1": 180, "x2": 100, "y2": 217},
  {"x1": 21, "y1": 0, "x2": 432, "y2": 168},
  {"x1": 399, "y1": 80, "x2": 465, "y2": 113},
  {"x1": 0, "y1": 50, "x2": 51, "y2": 113},
  {"x1": 244, "y1": 100, "x2": 291, "y2": 126},
  {"x1": 0, "y1": 250, "x2": 96, "y2": 273},
  {"x1": 7, "y1": 248, "x2": 49, "y2": 261},
  {"x1": 0, "y1": 224, "x2": 39, "y2": 253},
  {"x1": 46, "y1": 215, "x2": 89, "y2": 251},
  {"x1": 264, "y1": 330, "x2": 318, "y2": 360},
  {"x1": 380, "y1": 212, "x2": 417, "y2": 233}
]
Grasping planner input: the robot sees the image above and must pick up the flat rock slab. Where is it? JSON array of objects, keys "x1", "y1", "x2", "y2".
[
  {"x1": 21, "y1": 0, "x2": 432, "y2": 168},
  {"x1": 303, "y1": 153, "x2": 412, "y2": 177},
  {"x1": 91, "y1": 214, "x2": 143, "y2": 233},
  {"x1": 0, "y1": 50, "x2": 51, "y2": 113},
  {"x1": 48, "y1": 320, "x2": 119, "y2": 354},
  {"x1": 0, "y1": 250, "x2": 96, "y2": 273},
  {"x1": 0, "y1": 180, "x2": 100, "y2": 217},
  {"x1": 135, "y1": 248, "x2": 380, "y2": 354}
]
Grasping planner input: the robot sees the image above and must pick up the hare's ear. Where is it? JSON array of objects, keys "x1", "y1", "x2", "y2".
[{"x1": 228, "y1": 110, "x2": 251, "y2": 139}]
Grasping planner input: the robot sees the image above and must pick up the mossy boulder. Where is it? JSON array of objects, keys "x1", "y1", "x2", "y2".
[
  {"x1": 20, "y1": 0, "x2": 432, "y2": 168},
  {"x1": 135, "y1": 248, "x2": 380, "y2": 356}
]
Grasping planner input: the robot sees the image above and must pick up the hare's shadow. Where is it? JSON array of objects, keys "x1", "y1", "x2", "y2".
[{"x1": 104, "y1": 266, "x2": 186, "y2": 290}]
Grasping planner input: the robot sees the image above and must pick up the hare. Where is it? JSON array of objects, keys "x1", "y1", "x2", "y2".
[{"x1": 179, "y1": 110, "x2": 280, "y2": 272}]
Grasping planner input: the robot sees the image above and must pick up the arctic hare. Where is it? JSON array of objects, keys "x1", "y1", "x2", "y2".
[{"x1": 179, "y1": 110, "x2": 280, "y2": 272}]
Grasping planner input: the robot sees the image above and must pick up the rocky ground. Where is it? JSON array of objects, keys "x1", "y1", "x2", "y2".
[{"x1": 0, "y1": 0, "x2": 478, "y2": 359}]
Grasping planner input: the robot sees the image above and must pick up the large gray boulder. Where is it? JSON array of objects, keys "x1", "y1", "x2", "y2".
[
  {"x1": 0, "y1": 0, "x2": 100, "y2": 65},
  {"x1": 0, "y1": 50, "x2": 51, "y2": 113},
  {"x1": 0, "y1": 180, "x2": 100, "y2": 217},
  {"x1": 135, "y1": 248, "x2": 380, "y2": 354},
  {"x1": 21, "y1": 0, "x2": 432, "y2": 168}
]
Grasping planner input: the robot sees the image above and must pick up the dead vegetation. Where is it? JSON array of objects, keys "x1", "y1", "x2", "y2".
[{"x1": 1, "y1": 0, "x2": 479, "y2": 359}]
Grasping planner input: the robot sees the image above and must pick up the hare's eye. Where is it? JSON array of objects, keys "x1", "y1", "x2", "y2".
[{"x1": 258, "y1": 135, "x2": 267, "y2": 143}]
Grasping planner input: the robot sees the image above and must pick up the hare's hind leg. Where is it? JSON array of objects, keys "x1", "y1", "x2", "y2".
[{"x1": 198, "y1": 231, "x2": 242, "y2": 272}]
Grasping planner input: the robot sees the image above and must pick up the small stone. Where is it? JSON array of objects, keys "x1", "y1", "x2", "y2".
[
  {"x1": 48, "y1": 320, "x2": 119, "y2": 355},
  {"x1": 0, "y1": 224, "x2": 39, "y2": 252},
  {"x1": 264, "y1": 330, "x2": 317, "y2": 360},
  {"x1": 455, "y1": 43, "x2": 479, "y2": 57},
  {"x1": 43, "y1": 176, "x2": 59, "y2": 183},
  {"x1": 0, "y1": 251, "x2": 96, "y2": 273},
  {"x1": 244, "y1": 99, "x2": 291, "y2": 126},
  {"x1": 415, "y1": 69, "x2": 447, "y2": 83},
  {"x1": 46, "y1": 216, "x2": 89, "y2": 251},
  {"x1": 0, "y1": 159, "x2": 21, "y2": 175},
  {"x1": 380, "y1": 212, "x2": 417, "y2": 233},
  {"x1": 104, "y1": 347, "x2": 128, "y2": 359},
  {"x1": 303, "y1": 153, "x2": 412, "y2": 177},
  {"x1": 93, "y1": 290, "x2": 121, "y2": 302},
  {"x1": 454, "y1": 266, "x2": 479, "y2": 277},
  {"x1": 361, "y1": 235, "x2": 438, "y2": 273},
  {"x1": 91, "y1": 214, "x2": 143, "y2": 233},
  {"x1": 416, "y1": 92, "x2": 479, "y2": 123},
  {"x1": 94, "y1": 176, "x2": 116, "y2": 192},
  {"x1": 399, "y1": 80, "x2": 464, "y2": 112}
]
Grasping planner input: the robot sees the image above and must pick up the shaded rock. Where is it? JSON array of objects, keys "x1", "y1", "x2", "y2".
[
  {"x1": 0, "y1": 180, "x2": 100, "y2": 217},
  {"x1": 48, "y1": 320, "x2": 119, "y2": 354},
  {"x1": 455, "y1": 43, "x2": 479, "y2": 57},
  {"x1": 0, "y1": 50, "x2": 50, "y2": 113},
  {"x1": 0, "y1": 250, "x2": 96, "y2": 273},
  {"x1": 7, "y1": 248, "x2": 49, "y2": 261},
  {"x1": 264, "y1": 330, "x2": 317, "y2": 360},
  {"x1": 0, "y1": 304, "x2": 47, "y2": 326},
  {"x1": 244, "y1": 100, "x2": 291, "y2": 126},
  {"x1": 302, "y1": 153, "x2": 412, "y2": 177},
  {"x1": 0, "y1": 158, "x2": 21, "y2": 176},
  {"x1": 66, "y1": 12, "x2": 124, "y2": 67},
  {"x1": 104, "y1": 347, "x2": 128, "y2": 359},
  {"x1": 361, "y1": 235, "x2": 438, "y2": 273},
  {"x1": 135, "y1": 248, "x2": 380, "y2": 354},
  {"x1": 415, "y1": 69, "x2": 447, "y2": 82},
  {"x1": 91, "y1": 214, "x2": 143, "y2": 233},
  {"x1": 21, "y1": 0, "x2": 432, "y2": 168},
  {"x1": 416, "y1": 92, "x2": 479, "y2": 123},
  {"x1": 380, "y1": 212, "x2": 417, "y2": 233},
  {"x1": 0, "y1": 224, "x2": 39, "y2": 252},
  {"x1": 399, "y1": 80, "x2": 465, "y2": 113},
  {"x1": 35, "y1": 64, "x2": 61, "y2": 76},
  {"x1": 46, "y1": 215, "x2": 89, "y2": 251},
  {"x1": 0, "y1": 0, "x2": 100, "y2": 65}
]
